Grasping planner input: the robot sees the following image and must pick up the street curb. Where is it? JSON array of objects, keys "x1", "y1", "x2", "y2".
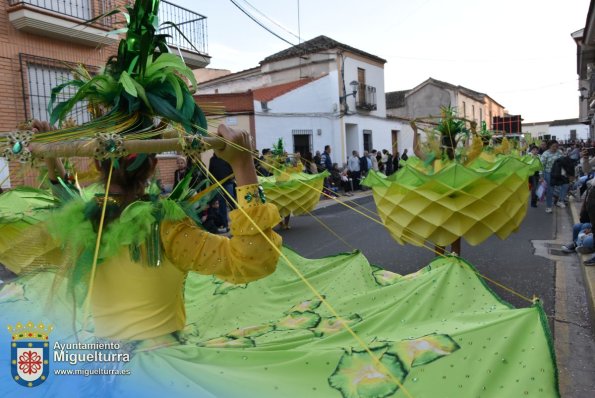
[{"x1": 569, "y1": 200, "x2": 595, "y2": 330}]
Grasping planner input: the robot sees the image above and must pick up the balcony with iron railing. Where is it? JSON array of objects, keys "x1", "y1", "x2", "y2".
[
  {"x1": 8, "y1": 0, "x2": 117, "y2": 27},
  {"x1": 7, "y1": 1, "x2": 210, "y2": 67},
  {"x1": 159, "y1": 0, "x2": 209, "y2": 68},
  {"x1": 7, "y1": 0, "x2": 119, "y2": 45},
  {"x1": 356, "y1": 83, "x2": 377, "y2": 112}
]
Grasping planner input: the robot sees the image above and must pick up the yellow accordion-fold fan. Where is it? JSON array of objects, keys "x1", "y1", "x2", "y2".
[
  {"x1": 363, "y1": 155, "x2": 542, "y2": 247},
  {"x1": 259, "y1": 171, "x2": 329, "y2": 218}
]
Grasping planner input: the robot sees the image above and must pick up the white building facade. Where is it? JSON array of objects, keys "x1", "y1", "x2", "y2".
[
  {"x1": 522, "y1": 119, "x2": 590, "y2": 141},
  {"x1": 198, "y1": 36, "x2": 401, "y2": 165}
]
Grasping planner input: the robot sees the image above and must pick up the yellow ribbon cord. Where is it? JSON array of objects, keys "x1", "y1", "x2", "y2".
[
  {"x1": 81, "y1": 161, "x2": 114, "y2": 331},
  {"x1": 294, "y1": 194, "x2": 356, "y2": 251},
  {"x1": 194, "y1": 158, "x2": 415, "y2": 398},
  {"x1": 194, "y1": 127, "x2": 538, "y2": 304}
]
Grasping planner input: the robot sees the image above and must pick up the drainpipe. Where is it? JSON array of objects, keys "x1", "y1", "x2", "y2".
[{"x1": 337, "y1": 52, "x2": 346, "y2": 163}]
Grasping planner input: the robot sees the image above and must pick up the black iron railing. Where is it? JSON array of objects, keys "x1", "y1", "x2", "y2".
[
  {"x1": 8, "y1": 0, "x2": 117, "y2": 28},
  {"x1": 159, "y1": 0, "x2": 208, "y2": 55},
  {"x1": 356, "y1": 83, "x2": 377, "y2": 111}
]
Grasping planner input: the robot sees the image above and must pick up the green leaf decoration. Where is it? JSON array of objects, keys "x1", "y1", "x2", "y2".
[
  {"x1": 0, "y1": 283, "x2": 26, "y2": 302},
  {"x1": 372, "y1": 269, "x2": 402, "y2": 287},
  {"x1": 275, "y1": 311, "x2": 321, "y2": 331},
  {"x1": 119, "y1": 71, "x2": 138, "y2": 97},
  {"x1": 386, "y1": 334, "x2": 460, "y2": 371},
  {"x1": 198, "y1": 336, "x2": 255, "y2": 348},
  {"x1": 226, "y1": 324, "x2": 274, "y2": 339},
  {"x1": 311, "y1": 314, "x2": 362, "y2": 338},
  {"x1": 328, "y1": 347, "x2": 408, "y2": 398},
  {"x1": 131, "y1": 79, "x2": 153, "y2": 112},
  {"x1": 213, "y1": 279, "x2": 248, "y2": 295},
  {"x1": 165, "y1": 74, "x2": 184, "y2": 110},
  {"x1": 285, "y1": 297, "x2": 324, "y2": 314}
]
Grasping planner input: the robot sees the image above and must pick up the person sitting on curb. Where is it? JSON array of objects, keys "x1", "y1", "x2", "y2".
[
  {"x1": 576, "y1": 150, "x2": 595, "y2": 265},
  {"x1": 562, "y1": 223, "x2": 593, "y2": 254}
]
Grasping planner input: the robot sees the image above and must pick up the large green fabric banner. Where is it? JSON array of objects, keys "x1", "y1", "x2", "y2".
[{"x1": 0, "y1": 247, "x2": 558, "y2": 397}]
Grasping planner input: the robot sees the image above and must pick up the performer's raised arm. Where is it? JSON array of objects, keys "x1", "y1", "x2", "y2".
[{"x1": 161, "y1": 125, "x2": 282, "y2": 283}]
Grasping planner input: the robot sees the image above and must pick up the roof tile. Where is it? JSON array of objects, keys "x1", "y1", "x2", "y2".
[{"x1": 252, "y1": 78, "x2": 317, "y2": 102}]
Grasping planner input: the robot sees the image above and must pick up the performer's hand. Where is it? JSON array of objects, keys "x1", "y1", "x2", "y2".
[
  {"x1": 214, "y1": 124, "x2": 257, "y2": 186},
  {"x1": 214, "y1": 125, "x2": 253, "y2": 166},
  {"x1": 31, "y1": 119, "x2": 51, "y2": 133},
  {"x1": 30, "y1": 120, "x2": 65, "y2": 181}
]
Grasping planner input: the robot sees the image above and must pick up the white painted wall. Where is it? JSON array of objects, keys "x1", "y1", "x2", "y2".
[
  {"x1": 523, "y1": 123, "x2": 550, "y2": 138},
  {"x1": 254, "y1": 114, "x2": 340, "y2": 160},
  {"x1": 343, "y1": 115, "x2": 398, "y2": 156},
  {"x1": 261, "y1": 73, "x2": 339, "y2": 114},
  {"x1": 0, "y1": 158, "x2": 10, "y2": 188},
  {"x1": 343, "y1": 56, "x2": 387, "y2": 117},
  {"x1": 199, "y1": 73, "x2": 266, "y2": 94},
  {"x1": 522, "y1": 122, "x2": 589, "y2": 141},
  {"x1": 549, "y1": 123, "x2": 590, "y2": 141},
  {"x1": 396, "y1": 123, "x2": 415, "y2": 155}
]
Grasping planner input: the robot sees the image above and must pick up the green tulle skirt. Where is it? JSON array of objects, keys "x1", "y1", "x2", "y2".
[{"x1": 0, "y1": 247, "x2": 558, "y2": 398}]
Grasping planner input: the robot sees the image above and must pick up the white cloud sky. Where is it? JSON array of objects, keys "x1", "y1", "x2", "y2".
[{"x1": 178, "y1": 0, "x2": 590, "y2": 122}]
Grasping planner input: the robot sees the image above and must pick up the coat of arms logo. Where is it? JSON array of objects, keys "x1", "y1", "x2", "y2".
[{"x1": 8, "y1": 321, "x2": 53, "y2": 388}]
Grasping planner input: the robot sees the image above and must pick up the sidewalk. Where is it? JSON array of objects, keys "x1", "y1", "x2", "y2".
[{"x1": 569, "y1": 198, "x2": 595, "y2": 329}]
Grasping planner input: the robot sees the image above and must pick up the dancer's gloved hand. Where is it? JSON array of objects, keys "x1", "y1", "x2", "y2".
[
  {"x1": 31, "y1": 119, "x2": 51, "y2": 133},
  {"x1": 214, "y1": 124, "x2": 257, "y2": 186},
  {"x1": 30, "y1": 120, "x2": 65, "y2": 182}
]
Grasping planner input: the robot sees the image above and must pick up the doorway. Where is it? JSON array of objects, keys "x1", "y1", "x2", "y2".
[
  {"x1": 391, "y1": 130, "x2": 399, "y2": 154},
  {"x1": 292, "y1": 130, "x2": 313, "y2": 156}
]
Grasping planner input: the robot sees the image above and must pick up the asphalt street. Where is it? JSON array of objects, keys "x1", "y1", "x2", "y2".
[{"x1": 281, "y1": 195, "x2": 556, "y2": 314}]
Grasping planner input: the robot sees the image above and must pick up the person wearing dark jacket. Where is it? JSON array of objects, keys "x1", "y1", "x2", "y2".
[
  {"x1": 382, "y1": 149, "x2": 394, "y2": 175},
  {"x1": 173, "y1": 156, "x2": 188, "y2": 188},
  {"x1": 392, "y1": 152, "x2": 400, "y2": 172},
  {"x1": 257, "y1": 148, "x2": 272, "y2": 177},
  {"x1": 359, "y1": 153, "x2": 369, "y2": 176},
  {"x1": 201, "y1": 199, "x2": 225, "y2": 234},
  {"x1": 209, "y1": 153, "x2": 235, "y2": 231},
  {"x1": 321, "y1": 145, "x2": 333, "y2": 173},
  {"x1": 549, "y1": 155, "x2": 574, "y2": 206},
  {"x1": 401, "y1": 149, "x2": 409, "y2": 161}
]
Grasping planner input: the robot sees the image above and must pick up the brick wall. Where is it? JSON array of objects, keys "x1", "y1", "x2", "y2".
[
  {"x1": 155, "y1": 156, "x2": 179, "y2": 191},
  {"x1": 0, "y1": 0, "x2": 125, "y2": 187},
  {"x1": 0, "y1": 2, "x2": 209, "y2": 191}
]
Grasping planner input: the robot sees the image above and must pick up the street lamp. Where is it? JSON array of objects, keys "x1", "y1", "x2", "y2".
[{"x1": 340, "y1": 80, "x2": 359, "y2": 113}]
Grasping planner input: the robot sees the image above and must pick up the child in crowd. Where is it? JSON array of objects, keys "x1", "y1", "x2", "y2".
[{"x1": 201, "y1": 199, "x2": 226, "y2": 234}]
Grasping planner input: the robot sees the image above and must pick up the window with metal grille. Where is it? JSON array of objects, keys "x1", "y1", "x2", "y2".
[
  {"x1": 0, "y1": 158, "x2": 10, "y2": 188},
  {"x1": 363, "y1": 130, "x2": 373, "y2": 152},
  {"x1": 20, "y1": 54, "x2": 95, "y2": 125},
  {"x1": 292, "y1": 129, "x2": 313, "y2": 155}
]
